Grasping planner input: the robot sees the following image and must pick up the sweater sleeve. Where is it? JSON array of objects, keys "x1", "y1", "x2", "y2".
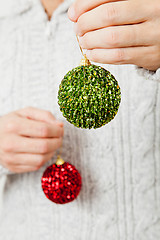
[
  {"x1": 136, "y1": 66, "x2": 160, "y2": 82},
  {"x1": 0, "y1": 165, "x2": 12, "y2": 176}
]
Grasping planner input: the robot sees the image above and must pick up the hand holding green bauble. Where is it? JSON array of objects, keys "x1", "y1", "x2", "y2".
[{"x1": 58, "y1": 37, "x2": 121, "y2": 129}]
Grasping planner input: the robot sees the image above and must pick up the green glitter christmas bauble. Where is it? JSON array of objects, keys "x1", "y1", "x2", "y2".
[{"x1": 58, "y1": 64, "x2": 121, "y2": 129}]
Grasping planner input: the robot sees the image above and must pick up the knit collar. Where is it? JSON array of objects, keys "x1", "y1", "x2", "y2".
[{"x1": 0, "y1": 0, "x2": 74, "y2": 18}]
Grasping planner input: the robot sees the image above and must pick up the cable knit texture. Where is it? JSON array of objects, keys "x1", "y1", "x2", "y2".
[
  {"x1": 136, "y1": 66, "x2": 160, "y2": 82},
  {"x1": 0, "y1": 0, "x2": 160, "y2": 239}
]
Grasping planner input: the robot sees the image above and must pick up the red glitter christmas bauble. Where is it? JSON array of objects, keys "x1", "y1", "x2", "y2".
[{"x1": 41, "y1": 161, "x2": 82, "y2": 204}]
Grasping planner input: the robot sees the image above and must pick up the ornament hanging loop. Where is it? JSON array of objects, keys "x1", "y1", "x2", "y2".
[{"x1": 76, "y1": 35, "x2": 91, "y2": 66}]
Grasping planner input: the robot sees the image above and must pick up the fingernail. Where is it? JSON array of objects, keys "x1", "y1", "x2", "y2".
[
  {"x1": 79, "y1": 37, "x2": 83, "y2": 47},
  {"x1": 58, "y1": 122, "x2": 64, "y2": 128},
  {"x1": 54, "y1": 120, "x2": 64, "y2": 127},
  {"x1": 68, "y1": 5, "x2": 76, "y2": 21},
  {"x1": 60, "y1": 128, "x2": 64, "y2": 137},
  {"x1": 74, "y1": 23, "x2": 78, "y2": 34},
  {"x1": 74, "y1": 23, "x2": 82, "y2": 36},
  {"x1": 86, "y1": 50, "x2": 91, "y2": 58}
]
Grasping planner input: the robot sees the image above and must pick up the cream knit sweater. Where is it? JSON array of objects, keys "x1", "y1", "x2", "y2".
[{"x1": 0, "y1": 0, "x2": 160, "y2": 239}]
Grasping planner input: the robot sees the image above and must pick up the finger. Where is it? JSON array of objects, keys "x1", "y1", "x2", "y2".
[
  {"x1": 8, "y1": 165, "x2": 40, "y2": 173},
  {"x1": 85, "y1": 45, "x2": 159, "y2": 69},
  {"x1": 68, "y1": 0, "x2": 125, "y2": 22},
  {"x1": 75, "y1": 1, "x2": 148, "y2": 37},
  {"x1": 17, "y1": 106, "x2": 63, "y2": 127},
  {"x1": 9, "y1": 151, "x2": 54, "y2": 166},
  {"x1": 79, "y1": 23, "x2": 153, "y2": 49},
  {"x1": 7, "y1": 116, "x2": 64, "y2": 138},
  {"x1": 4, "y1": 135, "x2": 63, "y2": 154}
]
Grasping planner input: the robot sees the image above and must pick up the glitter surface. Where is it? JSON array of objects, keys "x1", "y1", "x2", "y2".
[
  {"x1": 58, "y1": 64, "x2": 121, "y2": 129},
  {"x1": 41, "y1": 162, "x2": 82, "y2": 204}
]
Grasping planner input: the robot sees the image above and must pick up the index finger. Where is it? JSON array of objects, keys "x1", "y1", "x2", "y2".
[
  {"x1": 68, "y1": 0, "x2": 125, "y2": 22},
  {"x1": 9, "y1": 116, "x2": 64, "y2": 138},
  {"x1": 16, "y1": 106, "x2": 63, "y2": 127}
]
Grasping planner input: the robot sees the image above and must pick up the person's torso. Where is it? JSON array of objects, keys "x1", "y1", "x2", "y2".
[{"x1": 0, "y1": 0, "x2": 160, "y2": 239}]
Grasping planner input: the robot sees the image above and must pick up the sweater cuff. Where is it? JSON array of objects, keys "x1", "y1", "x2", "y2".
[
  {"x1": 0, "y1": 165, "x2": 12, "y2": 176},
  {"x1": 136, "y1": 66, "x2": 160, "y2": 83}
]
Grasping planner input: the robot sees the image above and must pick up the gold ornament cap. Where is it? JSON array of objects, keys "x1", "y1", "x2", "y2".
[
  {"x1": 80, "y1": 54, "x2": 91, "y2": 66},
  {"x1": 56, "y1": 155, "x2": 65, "y2": 165}
]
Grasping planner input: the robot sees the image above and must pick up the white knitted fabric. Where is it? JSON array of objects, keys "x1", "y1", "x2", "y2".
[
  {"x1": 136, "y1": 66, "x2": 160, "y2": 83},
  {"x1": 0, "y1": 0, "x2": 160, "y2": 239}
]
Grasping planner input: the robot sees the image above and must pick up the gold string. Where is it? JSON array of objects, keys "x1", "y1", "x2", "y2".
[
  {"x1": 76, "y1": 35, "x2": 91, "y2": 66},
  {"x1": 76, "y1": 35, "x2": 85, "y2": 58}
]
